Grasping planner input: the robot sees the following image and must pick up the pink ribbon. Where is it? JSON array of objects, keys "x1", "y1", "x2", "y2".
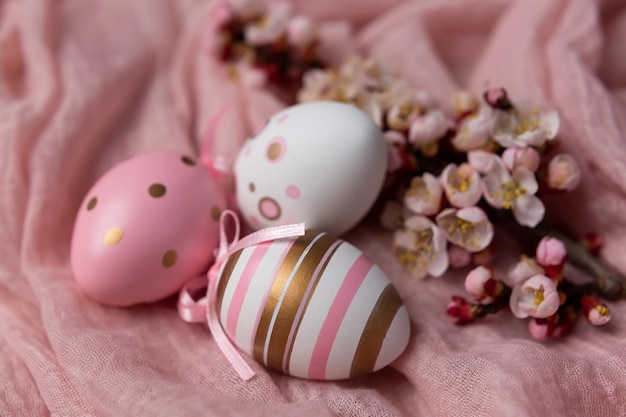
[{"x1": 178, "y1": 209, "x2": 306, "y2": 381}]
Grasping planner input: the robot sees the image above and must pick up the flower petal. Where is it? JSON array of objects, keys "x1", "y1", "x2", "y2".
[
  {"x1": 509, "y1": 284, "x2": 530, "y2": 319},
  {"x1": 456, "y1": 206, "x2": 488, "y2": 223},
  {"x1": 540, "y1": 109, "x2": 560, "y2": 140},
  {"x1": 482, "y1": 162, "x2": 511, "y2": 209},
  {"x1": 404, "y1": 173, "x2": 443, "y2": 216},
  {"x1": 513, "y1": 195, "x2": 545, "y2": 227},
  {"x1": 404, "y1": 215, "x2": 434, "y2": 232},
  {"x1": 513, "y1": 167, "x2": 538, "y2": 195},
  {"x1": 468, "y1": 151, "x2": 501, "y2": 174},
  {"x1": 409, "y1": 109, "x2": 448, "y2": 145}
]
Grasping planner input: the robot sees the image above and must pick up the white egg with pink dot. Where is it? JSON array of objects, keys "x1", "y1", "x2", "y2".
[{"x1": 234, "y1": 101, "x2": 387, "y2": 236}]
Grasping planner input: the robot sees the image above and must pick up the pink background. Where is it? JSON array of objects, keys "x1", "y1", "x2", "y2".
[{"x1": 1, "y1": 0, "x2": 625, "y2": 415}]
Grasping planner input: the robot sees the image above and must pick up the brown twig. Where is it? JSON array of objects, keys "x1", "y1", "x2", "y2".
[
  {"x1": 539, "y1": 227, "x2": 626, "y2": 300},
  {"x1": 502, "y1": 218, "x2": 626, "y2": 300}
]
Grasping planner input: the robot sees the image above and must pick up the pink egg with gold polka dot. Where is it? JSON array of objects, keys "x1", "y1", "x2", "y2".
[
  {"x1": 71, "y1": 150, "x2": 227, "y2": 306},
  {"x1": 234, "y1": 101, "x2": 387, "y2": 236}
]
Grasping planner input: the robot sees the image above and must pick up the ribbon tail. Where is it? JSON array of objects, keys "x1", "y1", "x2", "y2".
[
  {"x1": 177, "y1": 275, "x2": 210, "y2": 323},
  {"x1": 207, "y1": 269, "x2": 256, "y2": 381}
]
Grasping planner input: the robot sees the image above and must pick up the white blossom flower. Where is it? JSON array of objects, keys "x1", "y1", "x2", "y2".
[
  {"x1": 386, "y1": 102, "x2": 421, "y2": 131},
  {"x1": 382, "y1": 79, "x2": 417, "y2": 109},
  {"x1": 509, "y1": 275, "x2": 560, "y2": 319},
  {"x1": 435, "y1": 207, "x2": 494, "y2": 253},
  {"x1": 353, "y1": 94, "x2": 383, "y2": 126},
  {"x1": 245, "y1": 1, "x2": 292, "y2": 45},
  {"x1": 393, "y1": 215, "x2": 449, "y2": 279},
  {"x1": 403, "y1": 173, "x2": 443, "y2": 216},
  {"x1": 451, "y1": 104, "x2": 495, "y2": 151},
  {"x1": 441, "y1": 163, "x2": 482, "y2": 208},
  {"x1": 340, "y1": 56, "x2": 394, "y2": 93},
  {"x1": 408, "y1": 109, "x2": 448, "y2": 146},
  {"x1": 483, "y1": 162, "x2": 545, "y2": 227},
  {"x1": 492, "y1": 103, "x2": 560, "y2": 148}
]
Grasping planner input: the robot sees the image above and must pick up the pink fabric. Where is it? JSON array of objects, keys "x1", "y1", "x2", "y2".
[{"x1": 1, "y1": 0, "x2": 625, "y2": 415}]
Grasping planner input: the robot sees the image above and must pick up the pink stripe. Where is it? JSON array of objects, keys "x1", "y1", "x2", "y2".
[
  {"x1": 307, "y1": 254, "x2": 373, "y2": 380},
  {"x1": 225, "y1": 242, "x2": 272, "y2": 336},
  {"x1": 248, "y1": 238, "x2": 296, "y2": 353},
  {"x1": 281, "y1": 240, "x2": 342, "y2": 372}
]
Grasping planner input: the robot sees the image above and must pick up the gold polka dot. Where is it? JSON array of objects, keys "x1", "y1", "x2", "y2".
[
  {"x1": 162, "y1": 250, "x2": 177, "y2": 267},
  {"x1": 86, "y1": 197, "x2": 97, "y2": 211},
  {"x1": 249, "y1": 182, "x2": 255, "y2": 192},
  {"x1": 149, "y1": 183, "x2": 166, "y2": 198},
  {"x1": 103, "y1": 227, "x2": 124, "y2": 245},
  {"x1": 181, "y1": 156, "x2": 196, "y2": 166},
  {"x1": 267, "y1": 142, "x2": 282, "y2": 160},
  {"x1": 211, "y1": 206, "x2": 221, "y2": 221}
]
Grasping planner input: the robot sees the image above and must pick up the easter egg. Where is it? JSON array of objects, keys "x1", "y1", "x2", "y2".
[
  {"x1": 216, "y1": 229, "x2": 410, "y2": 380},
  {"x1": 71, "y1": 150, "x2": 227, "y2": 306},
  {"x1": 234, "y1": 101, "x2": 387, "y2": 236}
]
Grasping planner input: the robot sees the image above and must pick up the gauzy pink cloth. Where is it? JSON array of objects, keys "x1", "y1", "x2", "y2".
[{"x1": 1, "y1": 0, "x2": 625, "y2": 416}]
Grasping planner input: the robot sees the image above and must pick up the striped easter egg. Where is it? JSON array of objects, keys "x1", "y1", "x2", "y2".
[{"x1": 216, "y1": 230, "x2": 411, "y2": 380}]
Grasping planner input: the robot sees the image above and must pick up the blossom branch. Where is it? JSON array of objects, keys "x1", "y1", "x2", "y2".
[{"x1": 502, "y1": 217, "x2": 626, "y2": 300}]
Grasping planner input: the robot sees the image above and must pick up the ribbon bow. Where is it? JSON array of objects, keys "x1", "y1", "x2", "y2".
[{"x1": 178, "y1": 209, "x2": 306, "y2": 380}]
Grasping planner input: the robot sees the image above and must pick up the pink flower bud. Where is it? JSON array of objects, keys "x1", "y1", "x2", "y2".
[
  {"x1": 448, "y1": 245, "x2": 472, "y2": 268},
  {"x1": 287, "y1": 15, "x2": 315, "y2": 47},
  {"x1": 509, "y1": 275, "x2": 560, "y2": 319},
  {"x1": 547, "y1": 153, "x2": 581, "y2": 191},
  {"x1": 536, "y1": 237, "x2": 567, "y2": 267},
  {"x1": 528, "y1": 318, "x2": 553, "y2": 340},
  {"x1": 447, "y1": 296, "x2": 478, "y2": 325},
  {"x1": 502, "y1": 147, "x2": 541, "y2": 173},
  {"x1": 484, "y1": 87, "x2": 512, "y2": 110},
  {"x1": 465, "y1": 266, "x2": 496, "y2": 304},
  {"x1": 581, "y1": 296, "x2": 611, "y2": 326}
]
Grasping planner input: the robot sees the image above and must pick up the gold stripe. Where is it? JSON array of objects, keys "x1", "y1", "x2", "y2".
[
  {"x1": 284, "y1": 239, "x2": 341, "y2": 375},
  {"x1": 350, "y1": 284, "x2": 403, "y2": 378},
  {"x1": 252, "y1": 230, "x2": 318, "y2": 364},
  {"x1": 266, "y1": 233, "x2": 337, "y2": 372},
  {"x1": 216, "y1": 250, "x2": 243, "y2": 314}
]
